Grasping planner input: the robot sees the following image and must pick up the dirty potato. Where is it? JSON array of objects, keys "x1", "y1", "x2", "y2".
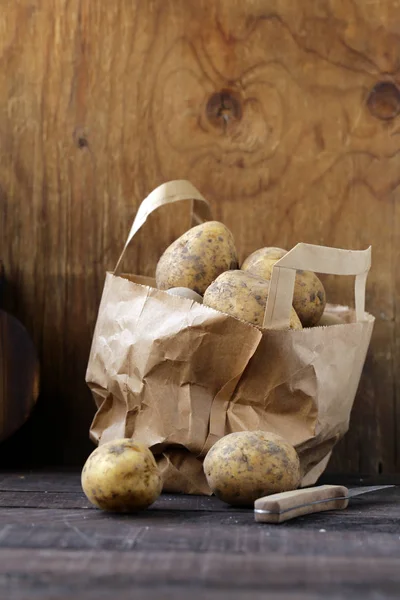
[
  {"x1": 81, "y1": 439, "x2": 162, "y2": 512},
  {"x1": 203, "y1": 431, "x2": 301, "y2": 506},
  {"x1": 203, "y1": 270, "x2": 302, "y2": 330},
  {"x1": 156, "y1": 221, "x2": 238, "y2": 295},
  {"x1": 242, "y1": 247, "x2": 326, "y2": 327},
  {"x1": 241, "y1": 247, "x2": 287, "y2": 270},
  {"x1": 292, "y1": 269, "x2": 326, "y2": 327}
]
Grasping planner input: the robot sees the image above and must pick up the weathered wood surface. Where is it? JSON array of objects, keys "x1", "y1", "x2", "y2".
[
  {"x1": 1, "y1": 1, "x2": 400, "y2": 472},
  {"x1": 0, "y1": 472, "x2": 399, "y2": 599}
]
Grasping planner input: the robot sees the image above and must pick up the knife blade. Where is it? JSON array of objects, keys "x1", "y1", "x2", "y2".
[{"x1": 254, "y1": 484, "x2": 394, "y2": 524}]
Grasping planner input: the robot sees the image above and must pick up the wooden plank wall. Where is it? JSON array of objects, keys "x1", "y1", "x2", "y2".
[{"x1": 0, "y1": 0, "x2": 399, "y2": 474}]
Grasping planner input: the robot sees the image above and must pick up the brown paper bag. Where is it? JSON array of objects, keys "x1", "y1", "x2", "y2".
[{"x1": 86, "y1": 180, "x2": 374, "y2": 495}]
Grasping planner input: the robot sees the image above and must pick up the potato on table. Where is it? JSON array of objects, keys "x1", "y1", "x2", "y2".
[
  {"x1": 81, "y1": 439, "x2": 162, "y2": 512},
  {"x1": 156, "y1": 221, "x2": 238, "y2": 295},
  {"x1": 204, "y1": 431, "x2": 301, "y2": 506},
  {"x1": 203, "y1": 270, "x2": 302, "y2": 330},
  {"x1": 242, "y1": 247, "x2": 326, "y2": 327}
]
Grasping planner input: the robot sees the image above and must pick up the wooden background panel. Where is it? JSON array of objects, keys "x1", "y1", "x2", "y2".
[{"x1": 0, "y1": 0, "x2": 399, "y2": 473}]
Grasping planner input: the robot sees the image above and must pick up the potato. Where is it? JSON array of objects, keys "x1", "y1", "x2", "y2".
[
  {"x1": 166, "y1": 287, "x2": 203, "y2": 303},
  {"x1": 81, "y1": 439, "x2": 162, "y2": 512},
  {"x1": 203, "y1": 270, "x2": 302, "y2": 330},
  {"x1": 317, "y1": 311, "x2": 345, "y2": 327},
  {"x1": 242, "y1": 247, "x2": 326, "y2": 327},
  {"x1": 203, "y1": 431, "x2": 301, "y2": 506},
  {"x1": 242, "y1": 247, "x2": 287, "y2": 267},
  {"x1": 156, "y1": 221, "x2": 238, "y2": 295}
]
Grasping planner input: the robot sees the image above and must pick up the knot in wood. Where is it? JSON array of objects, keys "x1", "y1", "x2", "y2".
[
  {"x1": 206, "y1": 89, "x2": 242, "y2": 129},
  {"x1": 367, "y1": 81, "x2": 400, "y2": 121}
]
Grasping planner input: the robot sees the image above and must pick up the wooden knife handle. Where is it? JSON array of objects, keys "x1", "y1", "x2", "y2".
[{"x1": 254, "y1": 485, "x2": 349, "y2": 524}]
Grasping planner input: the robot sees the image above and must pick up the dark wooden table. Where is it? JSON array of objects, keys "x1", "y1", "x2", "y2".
[{"x1": 0, "y1": 472, "x2": 399, "y2": 599}]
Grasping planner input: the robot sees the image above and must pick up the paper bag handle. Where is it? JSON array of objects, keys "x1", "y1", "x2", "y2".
[
  {"x1": 114, "y1": 180, "x2": 213, "y2": 275},
  {"x1": 263, "y1": 244, "x2": 371, "y2": 329}
]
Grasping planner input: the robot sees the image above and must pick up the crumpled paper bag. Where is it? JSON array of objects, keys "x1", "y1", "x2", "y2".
[{"x1": 86, "y1": 180, "x2": 374, "y2": 494}]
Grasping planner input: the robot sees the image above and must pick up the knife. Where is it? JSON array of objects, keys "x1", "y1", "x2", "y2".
[{"x1": 254, "y1": 484, "x2": 394, "y2": 524}]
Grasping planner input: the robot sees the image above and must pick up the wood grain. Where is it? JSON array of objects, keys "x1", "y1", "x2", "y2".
[
  {"x1": 0, "y1": 473, "x2": 400, "y2": 599},
  {"x1": 2, "y1": 548, "x2": 399, "y2": 599},
  {"x1": 0, "y1": 1, "x2": 399, "y2": 472}
]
